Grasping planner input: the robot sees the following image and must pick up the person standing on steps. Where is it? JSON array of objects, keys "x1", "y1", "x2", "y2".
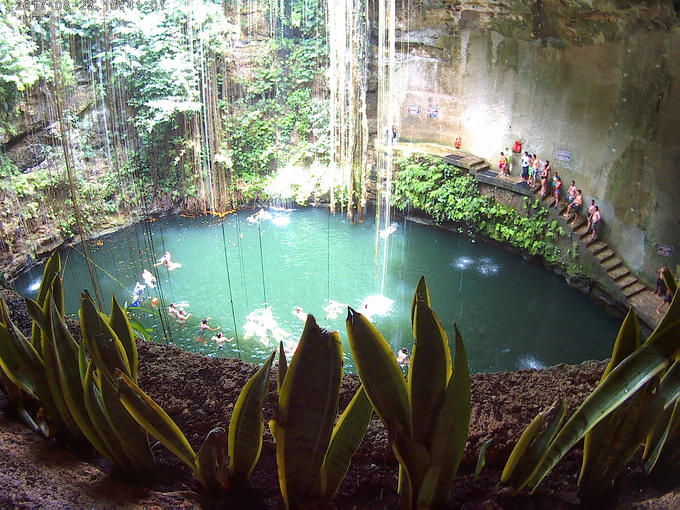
[
  {"x1": 567, "y1": 190, "x2": 583, "y2": 225},
  {"x1": 585, "y1": 199, "x2": 596, "y2": 232},
  {"x1": 552, "y1": 173, "x2": 562, "y2": 209},
  {"x1": 498, "y1": 152, "x2": 508, "y2": 177},
  {"x1": 654, "y1": 264, "x2": 669, "y2": 297},
  {"x1": 531, "y1": 154, "x2": 540, "y2": 189},
  {"x1": 656, "y1": 288, "x2": 672, "y2": 315},
  {"x1": 521, "y1": 151, "x2": 530, "y2": 181},
  {"x1": 588, "y1": 205, "x2": 601, "y2": 241}
]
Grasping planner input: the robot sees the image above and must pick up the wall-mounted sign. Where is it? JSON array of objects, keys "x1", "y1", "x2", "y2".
[
  {"x1": 555, "y1": 150, "x2": 571, "y2": 163},
  {"x1": 407, "y1": 105, "x2": 420, "y2": 115},
  {"x1": 427, "y1": 106, "x2": 439, "y2": 119},
  {"x1": 658, "y1": 244, "x2": 674, "y2": 257}
]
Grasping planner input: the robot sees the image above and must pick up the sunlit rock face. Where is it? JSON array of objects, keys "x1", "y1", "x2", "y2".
[{"x1": 376, "y1": 0, "x2": 679, "y2": 282}]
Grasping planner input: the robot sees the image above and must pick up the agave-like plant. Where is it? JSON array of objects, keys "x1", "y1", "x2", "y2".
[
  {"x1": 502, "y1": 285, "x2": 680, "y2": 493},
  {"x1": 345, "y1": 276, "x2": 470, "y2": 509},
  {"x1": 269, "y1": 315, "x2": 373, "y2": 509},
  {"x1": 117, "y1": 348, "x2": 276, "y2": 492}
]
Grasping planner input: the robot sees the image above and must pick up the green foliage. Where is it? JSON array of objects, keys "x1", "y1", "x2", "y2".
[
  {"x1": 504, "y1": 292, "x2": 680, "y2": 493},
  {"x1": 270, "y1": 315, "x2": 372, "y2": 509},
  {"x1": 392, "y1": 155, "x2": 565, "y2": 264},
  {"x1": 346, "y1": 277, "x2": 470, "y2": 508}
]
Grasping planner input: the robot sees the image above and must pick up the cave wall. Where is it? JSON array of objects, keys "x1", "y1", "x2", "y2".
[{"x1": 387, "y1": 1, "x2": 680, "y2": 283}]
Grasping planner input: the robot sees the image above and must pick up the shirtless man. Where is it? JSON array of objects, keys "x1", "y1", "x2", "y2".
[
  {"x1": 567, "y1": 190, "x2": 583, "y2": 225},
  {"x1": 142, "y1": 269, "x2": 156, "y2": 288},
  {"x1": 212, "y1": 331, "x2": 233, "y2": 345},
  {"x1": 589, "y1": 206, "x2": 601, "y2": 241},
  {"x1": 199, "y1": 318, "x2": 219, "y2": 333}
]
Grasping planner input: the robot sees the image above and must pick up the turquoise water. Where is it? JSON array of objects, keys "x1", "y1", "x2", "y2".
[{"x1": 13, "y1": 207, "x2": 621, "y2": 373}]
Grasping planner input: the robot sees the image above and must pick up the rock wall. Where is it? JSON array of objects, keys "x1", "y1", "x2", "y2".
[{"x1": 385, "y1": 0, "x2": 680, "y2": 283}]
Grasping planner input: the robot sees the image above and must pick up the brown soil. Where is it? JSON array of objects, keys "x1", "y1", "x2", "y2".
[{"x1": 0, "y1": 290, "x2": 678, "y2": 509}]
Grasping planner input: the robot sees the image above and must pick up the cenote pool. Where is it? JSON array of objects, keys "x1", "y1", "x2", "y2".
[{"x1": 12, "y1": 207, "x2": 621, "y2": 373}]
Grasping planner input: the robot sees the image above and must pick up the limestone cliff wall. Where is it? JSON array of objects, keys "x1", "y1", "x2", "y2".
[{"x1": 385, "y1": 0, "x2": 680, "y2": 283}]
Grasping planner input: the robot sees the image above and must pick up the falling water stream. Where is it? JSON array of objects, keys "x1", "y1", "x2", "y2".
[{"x1": 12, "y1": 207, "x2": 621, "y2": 374}]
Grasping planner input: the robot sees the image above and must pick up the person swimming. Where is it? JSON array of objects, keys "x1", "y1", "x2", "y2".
[
  {"x1": 292, "y1": 306, "x2": 307, "y2": 322},
  {"x1": 397, "y1": 347, "x2": 410, "y2": 368},
  {"x1": 155, "y1": 251, "x2": 182, "y2": 271},
  {"x1": 199, "y1": 318, "x2": 220, "y2": 333},
  {"x1": 168, "y1": 302, "x2": 178, "y2": 318},
  {"x1": 131, "y1": 281, "x2": 145, "y2": 307},
  {"x1": 141, "y1": 269, "x2": 156, "y2": 288}
]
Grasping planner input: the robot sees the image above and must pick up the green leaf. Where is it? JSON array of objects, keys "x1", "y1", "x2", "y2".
[
  {"x1": 431, "y1": 325, "x2": 471, "y2": 505},
  {"x1": 475, "y1": 439, "x2": 493, "y2": 479},
  {"x1": 79, "y1": 290, "x2": 131, "y2": 384},
  {"x1": 410, "y1": 275, "x2": 430, "y2": 327},
  {"x1": 528, "y1": 319, "x2": 680, "y2": 492},
  {"x1": 410, "y1": 300, "x2": 452, "y2": 444},
  {"x1": 50, "y1": 300, "x2": 115, "y2": 462},
  {"x1": 228, "y1": 350, "x2": 275, "y2": 480},
  {"x1": 195, "y1": 427, "x2": 230, "y2": 492},
  {"x1": 275, "y1": 315, "x2": 342, "y2": 506},
  {"x1": 322, "y1": 385, "x2": 373, "y2": 501},
  {"x1": 116, "y1": 368, "x2": 196, "y2": 470},
  {"x1": 0, "y1": 314, "x2": 42, "y2": 397},
  {"x1": 108, "y1": 294, "x2": 138, "y2": 382},
  {"x1": 346, "y1": 308, "x2": 410, "y2": 436},
  {"x1": 277, "y1": 340, "x2": 287, "y2": 394}
]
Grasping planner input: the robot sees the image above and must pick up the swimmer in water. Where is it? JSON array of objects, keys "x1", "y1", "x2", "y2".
[
  {"x1": 397, "y1": 347, "x2": 410, "y2": 368},
  {"x1": 168, "y1": 302, "x2": 178, "y2": 318},
  {"x1": 155, "y1": 251, "x2": 182, "y2": 271},
  {"x1": 175, "y1": 308, "x2": 191, "y2": 328},
  {"x1": 150, "y1": 297, "x2": 159, "y2": 308},
  {"x1": 141, "y1": 269, "x2": 156, "y2": 288},
  {"x1": 199, "y1": 318, "x2": 220, "y2": 333},
  {"x1": 324, "y1": 299, "x2": 347, "y2": 320},
  {"x1": 292, "y1": 306, "x2": 307, "y2": 322},
  {"x1": 212, "y1": 331, "x2": 233, "y2": 345},
  {"x1": 131, "y1": 282, "x2": 145, "y2": 307}
]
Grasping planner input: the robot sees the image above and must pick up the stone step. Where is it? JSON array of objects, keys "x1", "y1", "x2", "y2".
[
  {"x1": 602, "y1": 257, "x2": 623, "y2": 271},
  {"x1": 624, "y1": 282, "x2": 647, "y2": 298},
  {"x1": 617, "y1": 275, "x2": 639, "y2": 290},
  {"x1": 568, "y1": 219, "x2": 587, "y2": 231},
  {"x1": 588, "y1": 241, "x2": 608, "y2": 255},
  {"x1": 596, "y1": 248, "x2": 616, "y2": 262},
  {"x1": 608, "y1": 266, "x2": 630, "y2": 281},
  {"x1": 574, "y1": 223, "x2": 589, "y2": 236}
]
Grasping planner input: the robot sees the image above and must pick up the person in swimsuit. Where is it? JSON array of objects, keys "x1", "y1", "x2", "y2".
[
  {"x1": 552, "y1": 173, "x2": 562, "y2": 209},
  {"x1": 531, "y1": 154, "x2": 540, "y2": 189},
  {"x1": 539, "y1": 162, "x2": 551, "y2": 198},
  {"x1": 656, "y1": 288, "x2": 672, "y2": 315},
  {"x1": 567, "y1": 190, "x2": 583, "y2": 224},
  {"x1": 141, "y1": 269, "x2": 156, "y2": 288},
  {"x1": 131, "y1": 282, "x2": 145, "y2": 307},
  {"x1": 498, "y1": 152, "x2": 508, "y2": 177},
  {"x1": 566, "y1": 180, "x2": 577, "y2": 203},
  {"x1": 654, "y1": 265, "x2": 669, "y2": 296},
  {"x1": 212, "y1": 331, "x2": 233, "y2": 345},
  {"x1": 199, "y1": 318, "x2": 219, "y2": 333},
  {"x1": 586, "y1": 200, "x2": 596, "y2": 231},
  {"x1": 589, "y1": 206, "x2": 601, "y2": 241}
]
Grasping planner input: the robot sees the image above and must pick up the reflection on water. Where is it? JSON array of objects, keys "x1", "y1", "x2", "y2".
[{"x1": 12, "y1": 207, "x2": 621, "y2": 373}]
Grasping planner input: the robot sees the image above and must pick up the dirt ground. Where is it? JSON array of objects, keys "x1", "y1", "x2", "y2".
[{"x1": 0, "y1": 290, "x2": 678, "y2": 509}]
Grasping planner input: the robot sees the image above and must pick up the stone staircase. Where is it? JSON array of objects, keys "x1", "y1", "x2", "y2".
[{"x1": 532, "y1": 185, "x2": 648, "y2": 300}]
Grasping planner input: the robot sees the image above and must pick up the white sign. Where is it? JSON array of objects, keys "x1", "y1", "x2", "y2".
[
  {"x1": 555, "y1": 150, "x2": 571, "y2": 162},
  {"x1": 658, "y1": 244, "x2": 674, "y2": 257},
  {"x1": 407, "y1": 105, "x2": 420, "y2": 115}
]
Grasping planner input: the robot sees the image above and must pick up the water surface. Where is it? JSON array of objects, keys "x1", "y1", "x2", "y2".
[{"x1": 13, "y1": 208, "x2": 621, "y2": 373}]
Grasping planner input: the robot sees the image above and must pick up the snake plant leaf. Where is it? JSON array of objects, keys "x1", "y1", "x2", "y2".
[
  {"x1": 410, "y1": 300, "x2": 452, "y2": 444},
  {"x1": 195, "y1": 426, "x2": 230, "y2": 492},
  {"x1": 115, "y1": 368, "x2": 195, "y2": 470},
  {"x1": 228, "y1": 350, "x2": 275, "y2": 481},
  {"x1": 528, "y1": 319, "x2": 680, "y2": 492},
  {"x1": 0, "y1": 319, "x2": 42, "y2": 397},
  {"x1": 322, "y1": 385, "x2": 373, "y2": 501},
  {"x1": 269, "y1": 419, "x2": 289, "y2": 507},
  {"x1": 416, "y1": 464, "x2": 441, "y2": 509},
  {"x1": 49, "y1": 300, "x2": 115, "y2": 461},
  {"x1": 410, "y1": 275, "x2": 430, "y2": 327},
  {"x1": 31, "y1": 251, "x2": 60, "y2": 347},
  {"x1": 108, "y1": 294, "x2": 138, "y2": 382},
  {"x1": 82, "y1": 362, "x2": 132, "y2": 471},
  {"x1": 346, "y1": 307, "x2": 410, "y2": 436},
  {"x1": 40, "y1": 298, "x2": 82, "y2": 441},
  {"x1": 392, "y1": 433, "x2": 432, "y2": 509},
  {"x1": 580, "y1": 308, "x2": 640, "y2": 485},
  {"x1": 100, "y1": 371, "x2": 158, "y2": 474},
  {"x1": 80, "y1": 290, "x2": 131, "y2": 384},
  {"x1": 662, "y1": 267, "x2": 677, "y2": 295},
  {"x1": 431, "y1": 324, "x2": 470, "y2": 505},
  {"x1": 643, "y1": 361, "x2": 680, "y2": 472},
  {"x1": 50, "y1": 273, "x2": 64, "y2": 318},
  {"x1": 502, "y1": 398, "x2": 567, "y2": 491},
  {"x1": 644, "y1": 397, "x2": 680, "y2": 473},
  {"x1": 475, "y1": 439, "x2": 493, "y2": 479},
  {"x1": 277, "y1": 341, "x2": 287, "y2": 394},
  {"x1": 24, "y1": 298, "x2": 48, "y2": 336},
  {"x1": 275, "y1": 315, "x2": 342, "y2": 507}
]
